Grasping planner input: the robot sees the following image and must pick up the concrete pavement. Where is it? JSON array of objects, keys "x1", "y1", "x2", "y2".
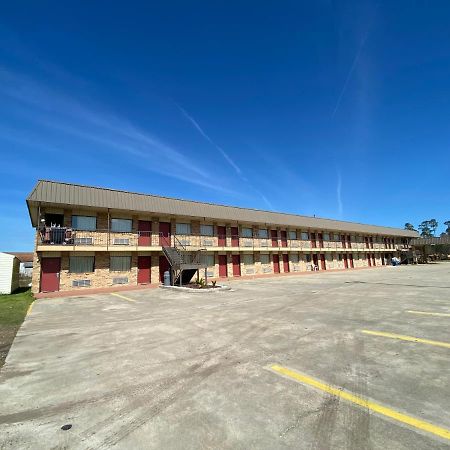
[{"x1": 1, "y1": 263, "x2": 450, "y2": 449}]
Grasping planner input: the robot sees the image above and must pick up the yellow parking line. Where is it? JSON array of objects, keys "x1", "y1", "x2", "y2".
[
  {"x1": 407, "y1": 310, "x2": 450, "y2": 317},
  {"x1": 362, "y1": 330, "x2": 450, "y2": 349},
  {"x1": 111, "y1": 292, "x2": 136, "y2": 303},
  {"x1": 269, "y1": 365, "x2": 450, "y2": 441}
]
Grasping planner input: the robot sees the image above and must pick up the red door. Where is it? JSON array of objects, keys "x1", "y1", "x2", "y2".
[
  {"x1": 271, "y1": 230, "x2": 278, "y2": 247},
  {"x1": 159, "y1": 222, "x2": 171, "y2": 247},
  {"x1": 231, "y1": 227, "x2": 239, "y2": 247},
  {"x1": 381, "y1": 254, "x2": 385, "y2": 265},
  {"x1": 320, "y1": 254, "x2": 326, "y2": 270},
  {"x1": 343, "y1": 254, "x2": 348, "y2": 269},
  {"x1": 365, "y1": 237, "x2": 369, "y2": 248},
  {"x1": 137, "y1": 256, "x2": 151, "y2": 284},
  {"x1": 282, "y1": 254, "x2": 289, "y2": 272},
  {"x1": 218, "y1": 226, "x2": 226, "y2": 246},
  {"x1": 370, "y1": 237, "x2": 374, "y2": 249},
  {"x1": 367, "y1": 254, "x2": 372, "y2": 266},
  {"x1": 40, "y1": 257, "x2": 61, "y2": 292},
  {"x1": 311, "y1": 233, "x2": 317, "y2": 248},
  {"x1": 138, "y1": 220, "x2": 152, "y2": 246},
  {"x1": 159, "y1": 255, "x2": 170, "y2": 282},
  {"x1": 347, "y1": 235, "x2": 352, "y2": 248},
  {"x1": 312, "y1": 254, "x2": 319, "y2": 269},
  {"x1": 341, "y1": 235, "x2": 347, "y2": 248},
  {"x1": 318, "y1": 233, "x2": 324, "y2": 248},
  {"x1": 280, "y1": 231, "x2": 287, "y2": 247},
  {"x1": 232, "y1": 255, "x2": 241, "y2": 276},
  {"x1": 219, "y1": 255, "x2": 228, "y2": 277},
  {"x1": 349, "y1": 254, "x2": 354, "y2": 268},
  {"x1": 273, "y1": 254, "x2": 280, "y2": 273},
  {"x1": 372, "y1": 254, "x2": 376, "y2": 266}
]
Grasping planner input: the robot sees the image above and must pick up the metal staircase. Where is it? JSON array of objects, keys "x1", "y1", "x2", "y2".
[{"x1": 161, "y1": 235, "x2": 207, "y2": 286}]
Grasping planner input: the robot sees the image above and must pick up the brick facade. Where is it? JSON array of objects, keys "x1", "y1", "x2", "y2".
[{"x1": 31, "y1": 206, "x2": 406, "y2": 294}]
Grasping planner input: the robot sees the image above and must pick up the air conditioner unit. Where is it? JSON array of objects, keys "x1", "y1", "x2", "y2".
[
  {"x1": 74, "y1": 237, "x2": 94, "y2": 245},
  {"x1": 245, "y1": 268, "x2": 255, "y2": 274},
  {"x1": 180, "y1": 239, "x2": 191, "y2": 246},
  {"x1": 113, "y1": 238, "x2": 130, "y2": 245},
  {"x1": 243, "y1": 240, "x2": 253, "y2": 247},
  {"x1": 202, "y1": 239, "x2": 213, "y2": 246},
  {"x1": 263, "y1": 267, "x2": 272, "y2": 273},
  {"x1": 113, "y1": 277, "x2": 128, "y2": 284},
  {"x1": 72, "y1": 279, "x2": 91, "y2": 287}
]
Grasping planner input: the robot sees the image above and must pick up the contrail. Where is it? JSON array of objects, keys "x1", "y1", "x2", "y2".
[{"x1": 332, "y1": 33, "x2": 369, "y2": 118}]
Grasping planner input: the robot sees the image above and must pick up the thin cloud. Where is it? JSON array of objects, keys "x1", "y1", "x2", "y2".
[
  {"x1": 175, "y1": 103, "x2": 275, "y2": 209},
  {"x1": 331, "y1": 33, "x2": 369, "y2": 118},
  {"x1": 0, "y1": 68, "x2": 239, "y2": 195},
  {"x1": 175, "y1": 103, "x2": 242, "y2": 175}
]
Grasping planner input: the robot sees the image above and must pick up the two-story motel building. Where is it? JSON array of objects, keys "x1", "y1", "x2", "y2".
[{"x1": 26, "y1": 180, "x2": 418, "y2": 294}]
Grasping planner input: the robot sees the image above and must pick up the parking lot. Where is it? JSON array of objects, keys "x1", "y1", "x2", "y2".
[{"x1": 1, "y1": 264, "x2": 449, "y2": 449}]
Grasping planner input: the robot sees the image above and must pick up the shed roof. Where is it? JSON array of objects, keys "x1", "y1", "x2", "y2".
[
  {"x1": 26, "y1": 180, "x2": 418, "y2": 237},
  {"x1": 5, "y1": 252, "x2": 34, "y2": 263}
]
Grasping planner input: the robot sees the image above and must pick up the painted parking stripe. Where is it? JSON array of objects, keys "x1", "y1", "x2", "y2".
[
  {"x1": 407, "y1": 310, "x2": 450, "y2": 317},
  {"x1": 111, "y1": 293, "x2": 136, "y2": 303},
  {"x1": 269, "y1": 365, "x2": 450, "y2": 441},
  {"x1": 362, "y1": 330, "x2": 450, "y2": 349}
]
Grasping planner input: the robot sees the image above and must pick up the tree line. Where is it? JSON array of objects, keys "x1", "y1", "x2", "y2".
[{"x1": 404, "y1": 220, "x2": 450, "y2": 237}]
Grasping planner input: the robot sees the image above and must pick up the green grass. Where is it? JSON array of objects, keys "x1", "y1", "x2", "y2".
[{"x1": 0, "y1": 288, "x2": 34, "y2": 326}]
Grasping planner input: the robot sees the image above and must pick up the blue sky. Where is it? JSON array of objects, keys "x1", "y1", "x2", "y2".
[{"x1": 1, "y1": 1, "x2": 450, "y2": 251}]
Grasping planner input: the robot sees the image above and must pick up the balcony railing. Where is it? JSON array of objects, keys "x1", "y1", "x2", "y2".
[{"x1": 37, "y1": 227, "x2": 409, "y2": 251}]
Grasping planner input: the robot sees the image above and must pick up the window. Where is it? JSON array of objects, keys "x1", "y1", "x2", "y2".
[
  {"x1": 72, "y1": 215, "x2": 96, "y2": 231},
  {"x1": 323, "y1": 233, "x2": 330, "y2": 241},
  {"x1": 242, "y1": 254, "x2": 254, "y2": 265},
  {"x1": 260, "y1": 254, "x2": 270, "y2": 264},
  {"x1": 301, "y1": 232, "x2": 309, "y2": 240},
  {"x1": 291, "y1": 253, "x2": 299, "y2": 263},
  {"x1": 69, "y1": 256, "x2": 94, "y2": 273},
  {"x1": 306, "y1": 254, "x2": 311, "y2": 262},
  {"x1": 258, "y1": 229, "x2": 268, "y2": 238},
  {"x1": 111, "y1": 218, "x2": 132, "y2": 232},
  {"x1": 288, "y1": 230, "x2": 297, "y2": 240},
  {"x1": 176, "y1": 223, "x2": 191, "y2": 235},
  {"x1": 200, "y1": 224, "x2": 213, "y2": 236},
  {"x1": 241, "y1": 227, "x2": 253, "y2": 238},
  {"x1": 205, "y1": 254, "x2": 215, "y2": 267},
  {"x1": 110, "y1": 256, "x2": 131, "y2": 271}
]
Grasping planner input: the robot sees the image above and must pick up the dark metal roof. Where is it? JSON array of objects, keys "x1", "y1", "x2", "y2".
[
  {"x1": 411, "y1": 236, "x2": 450, "y2": 246},
  {"x1": 26, "y1": 180, "x2": 418, "y2": 237}
]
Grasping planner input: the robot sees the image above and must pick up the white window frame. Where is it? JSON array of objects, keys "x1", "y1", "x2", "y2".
[
  {"x1": 69, "y1": 256, "x2": 95, "y2": 273},
  {"x1": 110, "y1": 256, "x2": 131, "y2": 272},
  {"x1": 200, "y1": 224, "x2": 214, "y2": 236},
  {"x1": 72, "y1": 215, "x2": 97, "y2": 231},
  {"x1": 111, "y1": 218, "x2": 132, "y2": 232},
  {"x1": 242, "y1": 254, "x2": 254, "y2": 265},
  {"x1": 260, "y1": 254, "x2": 270, "y2": 265},
  {"x1": 176, "y1": 223, "x2": 191, "y2": 235}
]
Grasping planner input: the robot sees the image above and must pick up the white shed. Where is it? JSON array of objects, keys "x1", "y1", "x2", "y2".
[{"x1": 0, "y1": 252, "x2": 20, "y2": 294}]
